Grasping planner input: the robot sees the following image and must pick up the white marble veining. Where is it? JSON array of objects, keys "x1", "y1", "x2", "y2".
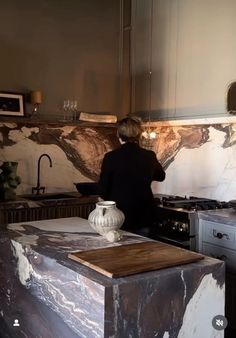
[
  {"x1": 11, "y1": 240, "x2": 33, "y2": 287},
  {"x1": 1, "y1": 118, "x2": 236, "y2": 201},
  {"x1": 177, "y1": 273, "x2": 224, "y2": 338},
  {"x1": 152, "y1": 126, "x2": 236, "y2": 201},
  {"x1": 1, "y1": 126, "x2": 91, "y2": 194}
]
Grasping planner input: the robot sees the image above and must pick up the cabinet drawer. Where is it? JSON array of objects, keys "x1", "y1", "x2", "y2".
[
  {"x1": 200, "y1": 220, "x2": 236, "y2": 250},
  {"x1": 202, "y1": 243, "x2": 236, "y2": 272}
]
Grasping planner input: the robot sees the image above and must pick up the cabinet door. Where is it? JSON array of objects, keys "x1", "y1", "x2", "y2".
[
  {"x1": 202, "y1": 242, "x2": 236, "y2": 273},
  {"x1": 131, "y1": 0, "x2": 236, "y2": 119}
]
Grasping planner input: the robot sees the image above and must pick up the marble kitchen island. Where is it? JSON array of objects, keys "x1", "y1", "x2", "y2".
[{"x1": 0, "y1": 217, "x2": 225, "y2": 338}]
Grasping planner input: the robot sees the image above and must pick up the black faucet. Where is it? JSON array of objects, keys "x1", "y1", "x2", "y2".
[{"x1": 32, "y1": 154, "x2": 53, "y2": 195}]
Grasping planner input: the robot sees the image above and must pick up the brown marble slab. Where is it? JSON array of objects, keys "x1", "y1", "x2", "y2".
[{"x1": 68, "y1": 241, "x2": 204, "y2": 278}]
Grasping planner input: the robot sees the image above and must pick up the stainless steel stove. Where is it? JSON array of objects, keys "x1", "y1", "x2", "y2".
[{"x1": 152, "y1": 194, "x2": 230, "y2": 251}]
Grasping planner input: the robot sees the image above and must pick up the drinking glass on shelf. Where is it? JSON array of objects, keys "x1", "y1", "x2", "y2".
[
  {"x1": 69, "y1": 100, "x2": 74, "y2": 120},
  {"x1": 63, "y1": 100, "x2": 70, "y2": 121},
  {"x1": 66, "y1": 100, "x2": 72, "y2": 120},
  {"x1": 72, "y1": 100, "x2": 78, "y2": 120}
]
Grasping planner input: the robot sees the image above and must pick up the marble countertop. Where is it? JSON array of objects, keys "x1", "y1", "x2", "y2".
[
  {"x1": 198, "y1": 208, "x2": 236, "y2": 226},
  {"x1": 7, "y1": 217, "x2": 155, "y2": 286},
  {"x1": 6, "y1": 217, "x2": 218, "y2": 286}
]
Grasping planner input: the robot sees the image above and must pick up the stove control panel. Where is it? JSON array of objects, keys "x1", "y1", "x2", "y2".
[{"x1": 158, "y1": 219, "x2": 189, "y2": 233}]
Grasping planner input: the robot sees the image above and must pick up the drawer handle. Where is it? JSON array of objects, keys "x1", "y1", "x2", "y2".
[{"x1": 213, "y1": 230, "x2": 229, "y2": 240}]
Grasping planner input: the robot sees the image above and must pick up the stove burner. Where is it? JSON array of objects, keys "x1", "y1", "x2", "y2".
[{"x1": 156, "y1": 194, "x2": 230, "y2": 211}]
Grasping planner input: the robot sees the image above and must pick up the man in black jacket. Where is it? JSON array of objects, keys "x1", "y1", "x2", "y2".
[{"x1": 99, "y1": 117, "x2": 166, "y2": 236}]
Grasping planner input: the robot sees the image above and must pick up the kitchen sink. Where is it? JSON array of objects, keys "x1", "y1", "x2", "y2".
[{"x1": 23, "y1": 193, "x2": 77, "y2": 201}]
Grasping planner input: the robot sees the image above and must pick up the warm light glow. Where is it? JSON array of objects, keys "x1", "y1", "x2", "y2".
[
  {"x1": 149, "y1": 131, "x2": 156, "y2": 139},
  {"x1": 142, "y1": 131, "x2": 149, "y2": 139},
  {"x1": 142, "y1": 130, "x2": 157, "y2": 140},
  {"x1": 30, "y1": 91, "x2": 42, "y2": 104}
]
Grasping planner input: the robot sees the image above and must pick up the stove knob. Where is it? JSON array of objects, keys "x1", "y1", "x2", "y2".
[
  {"x1": 182, "y1": 223, "x2": 188, "y2": 231},
  {"x1": 172, "y1": 222, "x2": 177, "y2": 230}
]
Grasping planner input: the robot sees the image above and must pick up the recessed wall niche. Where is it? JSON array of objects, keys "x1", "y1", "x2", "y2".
[{"x1": 227, "y1": 81, "x2": 236, "y2": 114}]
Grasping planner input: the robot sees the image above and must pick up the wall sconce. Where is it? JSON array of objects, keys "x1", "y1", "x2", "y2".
[
  {"x1": 142, "y1": 128, "x2": 157, "y2": 140},
  {"x1": 30, "y1": 90, "x2": 42, "y2": 118},
  {"x1": 141, "y1": 120, "x2": 157, "y2": 150}
]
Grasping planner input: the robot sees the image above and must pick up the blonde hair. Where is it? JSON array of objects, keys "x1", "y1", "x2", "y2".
[{"x1": 117, "y1": 117, "x2": 142, "y2": 142}]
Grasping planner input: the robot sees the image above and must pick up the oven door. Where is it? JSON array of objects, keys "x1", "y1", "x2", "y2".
[
  {"x1": 153, "y1": 234, "x2": 190, "y2": 249},
  {"x1": 152, "y1": 234, "x2": 196, "y2": 251},
  {"x1": 152, "y1": 206, "x2": 196, "y2": 250}
]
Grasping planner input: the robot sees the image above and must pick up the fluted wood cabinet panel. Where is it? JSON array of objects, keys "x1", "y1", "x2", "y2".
[{"x1": 0, "y1": 203, "x2": 96, "y2": 225}]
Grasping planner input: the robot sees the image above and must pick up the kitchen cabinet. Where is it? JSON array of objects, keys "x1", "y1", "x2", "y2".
[
  {"x1": 0, "y1": 193, "x2": 96, "y2": 225},
  {"x1": 131, "y1": 0, "x2": 236, "y2": 120},
  {"x1": 198, "y1": 209, "x2": 236, "y2": 333}
]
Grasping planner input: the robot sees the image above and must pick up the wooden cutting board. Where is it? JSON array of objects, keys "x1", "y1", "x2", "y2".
[{"x1": 68, "y1": 241, "x2": 204, "y2": 278}]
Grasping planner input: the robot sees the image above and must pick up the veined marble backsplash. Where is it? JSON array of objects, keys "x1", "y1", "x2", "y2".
[{"x1": 0, "y1": 117, "x2": 236, "y2": 201}]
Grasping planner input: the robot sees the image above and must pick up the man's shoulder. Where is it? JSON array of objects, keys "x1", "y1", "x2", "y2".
[
  {"x1": 104, "y1": 147, "x2": 120, "y2": 160},
  {"x1": 139, "y1": 147, "x2": 156, "y2": 158}
]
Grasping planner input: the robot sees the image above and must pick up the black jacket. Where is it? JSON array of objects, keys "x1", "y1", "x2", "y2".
[{"x1": 98, "y1": 142, "x2": 165, "y2": 231}]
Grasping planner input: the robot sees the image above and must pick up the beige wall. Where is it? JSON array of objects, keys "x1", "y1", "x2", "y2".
[
  {"x1": 132, "y1": 0, "x2": 236, "y2": 119},
  {"x1": 0, "y1": 0, "x2": 130, "y2": 119}
]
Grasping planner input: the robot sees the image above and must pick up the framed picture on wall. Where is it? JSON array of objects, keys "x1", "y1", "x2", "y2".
[{"x1": 0, "y1": 92, "x2": 25, "y2": 117}]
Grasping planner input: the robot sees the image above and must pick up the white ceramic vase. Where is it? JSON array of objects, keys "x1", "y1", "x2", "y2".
[{"x1": 88, "y1": 201, "x2": 125, "y2": 242}]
